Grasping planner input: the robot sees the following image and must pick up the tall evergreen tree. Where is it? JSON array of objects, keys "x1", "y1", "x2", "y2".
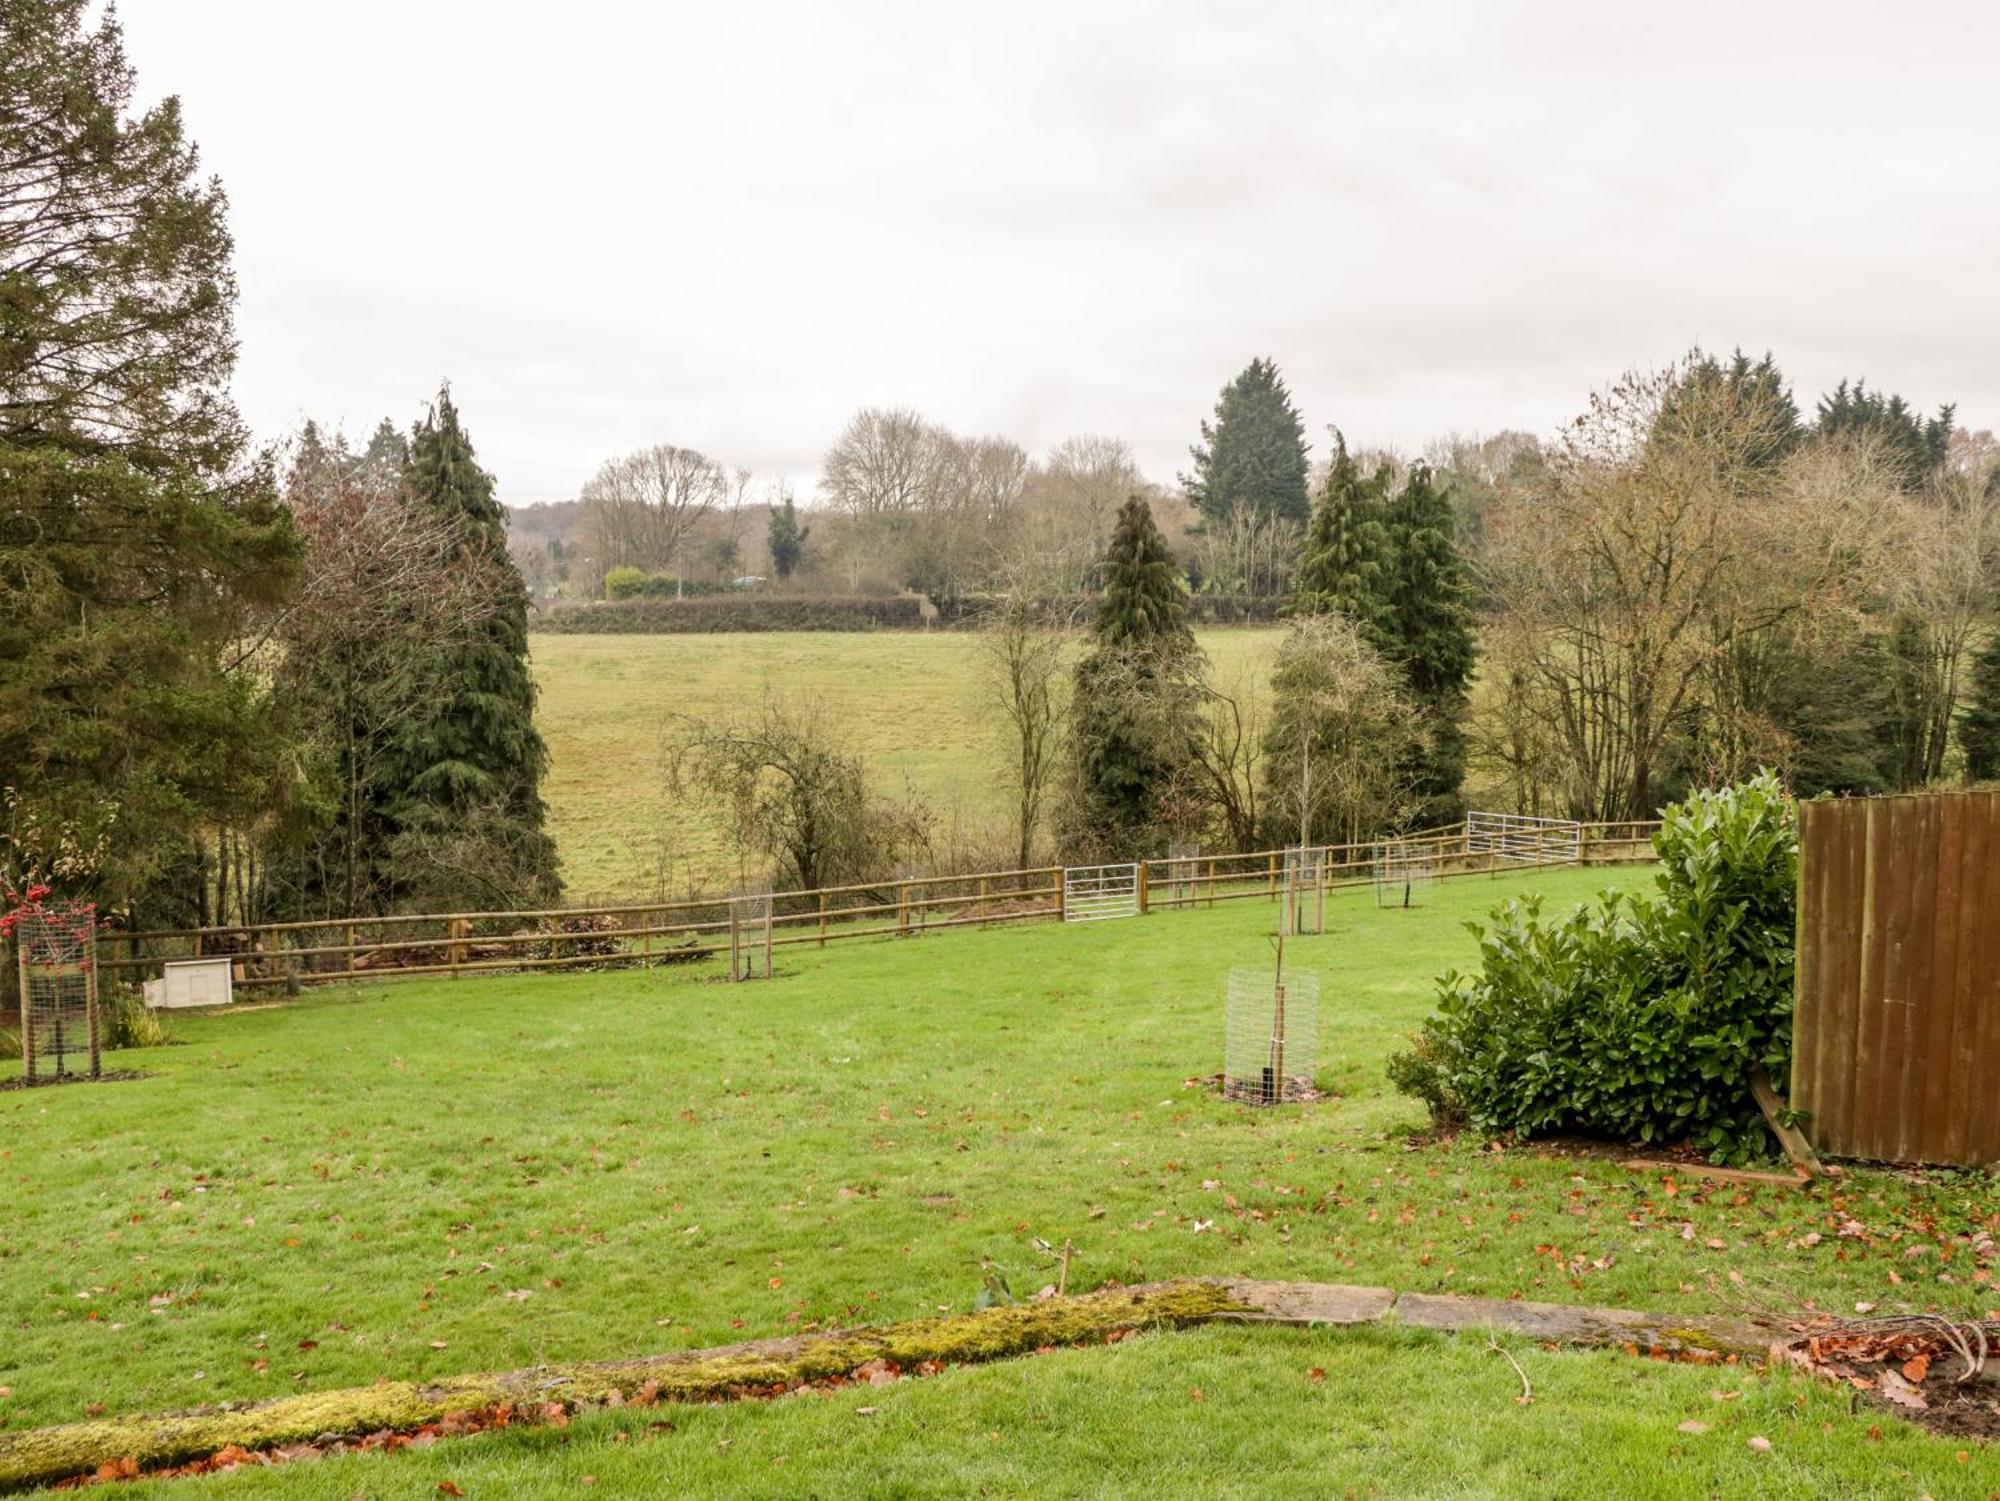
[
  {"x1": 1960, "y1": 628, "x2": 2000, "y2": 782},
  {"x1": 767, "y1": 491, "x2": 809, "y2": 578},
  {"x1": 1, "y1": 0, "x2": 298, "y2": 913},
  {"x1": 1290, "y1": 433, "x2": 1396, "y2": 647},
  {"x1": 1815, "y1": 379, "x2": 1953, "y2": 491},
  {"x1": 1066, "y1": 497, "x2": 1201, "y2": 852},
  {"x1": 385, "y1": 388, "x2": 560, "y2": 900},
  {"x1": 1182, "y1": 358, "x2": 1310, "y2": 527},
  {"x1": 1384, "y1": 465, "x2": 1474, "y2": 820}
]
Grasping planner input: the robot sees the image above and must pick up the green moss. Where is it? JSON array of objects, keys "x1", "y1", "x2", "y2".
[{"x1": 0, "y1": 1282, "x2": 1248, "y2": 1493}]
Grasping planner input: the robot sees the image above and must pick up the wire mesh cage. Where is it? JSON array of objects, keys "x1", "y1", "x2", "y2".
[
  {"x1": 728, "y1": 889, "x2": 773, "y2": 980},
  {"x1": 1282, "y1": 846, "x2": 1326, "y2": 934},
  {"x1": 14, "y1": 901, "x2": 101, "y2": 1082},
  {"x1": 1373, "y1": 840, "x2": 1436, "y2": 909},
  {"x1": 1223, "y1": 966, "x2": 1318, "y2": 1105}
]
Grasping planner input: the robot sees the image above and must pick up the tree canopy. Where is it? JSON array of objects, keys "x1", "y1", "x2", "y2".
[{"x1": 1182, "y1": 358, "x2": 1310, "y2": 527}]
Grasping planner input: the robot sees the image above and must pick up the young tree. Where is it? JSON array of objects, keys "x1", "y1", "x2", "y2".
[
  {"x1": 1065, "y1": 497, "x2": 1203, "y2": 853},
  {"x1": 1291, "y1": 432, "x2": 1395, "y2": 645},
  {"x1": 664, "y1": 696, "x2": 921, "y2": 891},
  {"x1": 767, "y1": 488, "x2": 810, "y2": 579},
  {"x1": 386, "y1": 388, "x2": 560, "y2": 903},
  {"x1": 1182, "y1": 358, "x2": 1311, "y2": 527},
  {"x1": 1260, "y1": 615, "x2": 1419, "y2": 848},
  {"x1": 0, "y1": 1, "x2": 299, "y2": 912}
]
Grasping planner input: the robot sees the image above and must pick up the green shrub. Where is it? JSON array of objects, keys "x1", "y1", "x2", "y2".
[
  {"x1": 602, "y1": 566, "x2": 648, "y2": 599},
  {"x1": 1390, "y1": 773, "x2": 1798, "y2": 1163}
]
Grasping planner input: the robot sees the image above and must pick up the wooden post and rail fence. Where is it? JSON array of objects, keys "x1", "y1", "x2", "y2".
[{"x1": 83, "y1": 817, "x2": 1661, "y2": 996}]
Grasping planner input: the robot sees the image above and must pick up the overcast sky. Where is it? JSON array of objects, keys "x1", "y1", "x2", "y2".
[{"x1": 121, "y1": 1, "x2": 2000, "y2": 506}]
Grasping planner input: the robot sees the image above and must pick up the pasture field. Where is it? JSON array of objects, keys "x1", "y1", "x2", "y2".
[
  {"x1": 529, "y1": 627, "x2": 1284, "y2": 901},
  {"x1": 5, "y1": 865, "x2": 1995, "y2": 1495}
]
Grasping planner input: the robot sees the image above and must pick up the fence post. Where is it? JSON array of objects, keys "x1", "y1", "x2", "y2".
[
  {"x1": 978, "y1": 876, "x2": 989, "y2": 928},
  {"x1": 1137, "y1": 861, "x2": 1150, "y2": 916},
  {"x1": 1267, "y1": 851, "x2": 1278, "y2": 902},
  {"x1": 345, "y1": 922, "x2": 356, "y2": 982},
  {"x1": 729, "y1": 906, "x2": 741, "y2": 981},
  {"x1": 818, "y1": 890, "x2": 828, "y2": 948},
  {"x1": 762, "y1": 900, "x2": 773, "y2": 978},
  {"x1": 897, "y1": 883, "x2": 910, "y2": 937},
  {"x1": 17, "y1": 939, "x2": 33, "y2": 1082},
  {"x1": 1056, "y1": 867, "x2": 1067, "y2": 922},
  {"x1": 1207, "y1": 858, "x2": 1216, "y2": 908}
]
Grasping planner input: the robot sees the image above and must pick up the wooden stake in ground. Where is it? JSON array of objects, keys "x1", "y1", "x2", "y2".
[{"x1": 1749, "y1": 1064, "x2": 1832, "y2": 1179}]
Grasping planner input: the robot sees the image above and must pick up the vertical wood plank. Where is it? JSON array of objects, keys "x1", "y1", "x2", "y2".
[
  {"x1": 1917, "y1": 794, "x2": 1965, "y2": 1163},
  {"x1": 1791, "y1": 800, "x2": 1821, "y2": 1128},
  {"x1": 1965, "y1": 792, "x2": 2000, "y2": 1164},
  {"x1": 1848, "y1": 797, "x2": 1887, "y2": 1159},
  {"x1": 1888, "y1": 796, "x2": 1938, "y2": 1162},
  {"x1": 1817, "y1": 798, "x2": 1864, "y2": 1157}
]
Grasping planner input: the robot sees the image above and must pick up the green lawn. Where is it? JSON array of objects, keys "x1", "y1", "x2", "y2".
[
  {"x1": 529, "y1": 627, "x2": 1283, "y2": 900},
  {"x1": 4, "y1": 866, "x2": 1994, "y2": 1494}
]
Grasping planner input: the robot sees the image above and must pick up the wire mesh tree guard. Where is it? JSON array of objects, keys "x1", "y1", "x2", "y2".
[
  {"x1": 1282, "y1": 845, "x2": 1325, "y2": 935},
  {"x1": 1373, "y1": 839, "x2": 1436, "y2": 910},
  {"x1": 728, "y1": 890, "x2": 773, "y2": 981},
  {"x1": 1223, "y1": 964, "x2": 1319, "y2": 1105},
  {"x1": 13, "y1": 900, "x2": 101, "y2": 1082}
]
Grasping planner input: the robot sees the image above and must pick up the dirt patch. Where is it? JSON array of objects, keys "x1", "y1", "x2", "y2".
[
  {"x1": 0, "y1": 1069, "x2": 148, "y2": 1093},
  {"x1": 1781, "y1": 1317, "x2": 2000, "y2": 1440},
  {"x1": 1186, "y1": 1072, "x2": 1331, "y2": 1106}
]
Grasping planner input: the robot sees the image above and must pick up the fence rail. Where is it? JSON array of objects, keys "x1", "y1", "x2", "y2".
[{"x1": 90, "y1": 820, "x2": 1661, "y2": 994}]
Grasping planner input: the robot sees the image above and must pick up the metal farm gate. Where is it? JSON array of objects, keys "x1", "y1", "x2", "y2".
[
  {"x1": 1062, "y1": 863, "x2": 1140, "y2": 922},
  {"x1": 1465, "y1": 811, "x2": 1581, "y2": 864},
  {"x1": 1791, "y1": 791, "x2": 2000, "y2": 1167}
]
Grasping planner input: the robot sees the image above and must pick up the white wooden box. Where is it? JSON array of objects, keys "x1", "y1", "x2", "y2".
[{"x1": 143, "y1": 957, "x2": 235, "y2": 1009}]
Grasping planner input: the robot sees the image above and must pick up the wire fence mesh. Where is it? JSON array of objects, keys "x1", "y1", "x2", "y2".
[
  {"x1": 15, "y1": 902, "x2": 100, "y2": 1082},
  {"x1": 1223, "y1": 965, "x2": 1318, "y2": 1105}
]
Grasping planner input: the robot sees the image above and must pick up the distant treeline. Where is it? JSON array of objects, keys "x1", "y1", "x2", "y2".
[{"x1": 529, "y1": 593, "x2": 1287, "y2": 633}]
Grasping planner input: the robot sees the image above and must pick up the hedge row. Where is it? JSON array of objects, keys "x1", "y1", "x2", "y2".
[{"x1": 530, "y1": 594, "x2": 1286, "y2": 634}]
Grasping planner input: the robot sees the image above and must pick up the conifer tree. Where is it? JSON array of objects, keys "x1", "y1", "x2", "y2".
[
  {"x1": 1960, "y1": 628, "x2": 2000, "y2": 782},
  {"x1": 1182, "y1": 358, "x2": 1310, "y2": 527},
  {"x1": 1290, "y1": 433, "x2": 1396, "y2": 647},
  {"x1": 386, "y1": 387, "x2": 560, "y2": 901},
  {"x1": 1066, "y1": 497, "x2": 1201, "y2": 852},
  {"x1": 1, "y1": 0, "x2": 298, "y2": 913},
  {"x1": 767, "y1": 492, "x2": 809, "y2": 578},
  {"x1": 1384, "y1": 464, "x2": 1475, "y2": 820}
]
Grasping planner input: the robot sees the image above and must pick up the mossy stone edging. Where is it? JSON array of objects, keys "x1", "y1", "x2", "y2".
[{"x1": 0, "y1": 1282, "x2": 1245, "y2": 1493}]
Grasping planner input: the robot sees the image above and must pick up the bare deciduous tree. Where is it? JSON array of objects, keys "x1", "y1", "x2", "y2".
[
  {"x1": 1261, "y1": 615, "x2": 1419, "y2": 847},
  {"x1": 579, "y1": 443, "x2": 732, "y2": 588},
  {"x1": 984, "y1": 593, "x2": 1075, "y2": 868},
  {"x1": 820, "y1": 407, "x2": 943, "y2": 518}
]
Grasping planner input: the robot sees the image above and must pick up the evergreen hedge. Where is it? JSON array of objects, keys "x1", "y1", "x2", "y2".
[{"x1": 1389, "y1": 774, "x2": 1798, "y2": 1163}]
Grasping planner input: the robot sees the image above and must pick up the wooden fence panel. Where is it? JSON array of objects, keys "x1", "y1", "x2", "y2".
[{"x1": 1793, "y1": 791, "x2": 2000, "y2": 1167}]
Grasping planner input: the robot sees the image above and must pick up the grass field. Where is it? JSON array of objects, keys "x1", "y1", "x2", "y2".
[
  {"x1": 5, "y1": 867, "x2": 1995, "y2": 1495},
  {"x1": 530, "y1": 628, "x2": 1284, "y2": 900}
]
